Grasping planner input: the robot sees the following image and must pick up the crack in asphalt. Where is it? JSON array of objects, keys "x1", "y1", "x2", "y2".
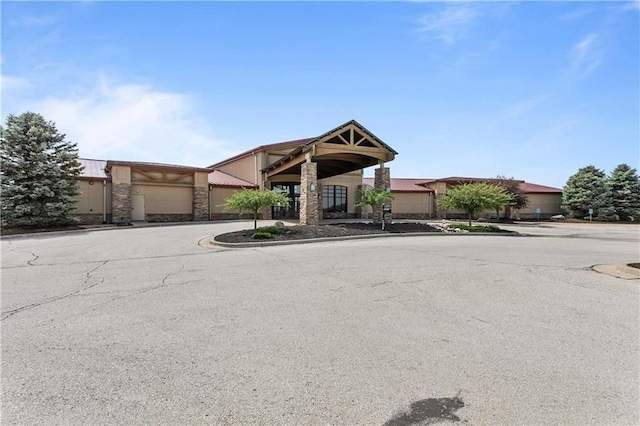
[
  {"x1": 90, "y1": 264, "x2": 191, "y2": 308},
  {"x1": 0, "y1": 250, "x2": 230, "y2": 270},
  {"x1": 27, "y1": 252, "x2": 39, "y2": 266},
  {"x1": 1, "y1": 260, "x2": 109, "y2": 321}
]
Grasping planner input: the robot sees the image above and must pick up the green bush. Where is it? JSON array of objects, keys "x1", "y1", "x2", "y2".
[
  {"x1": 251, "y1": 231, "x2": 275, "y2": 239},
  {"x1": 259, "y1": 226, "x2": 282, "y2": 235},
  {"x1": 448, "y1": 224, "x2": 501, "y2": 232}
]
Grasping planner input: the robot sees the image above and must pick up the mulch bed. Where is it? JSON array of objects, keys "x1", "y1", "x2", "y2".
[{"x1": 214, "y1": 222, "x2": 443, "y2": 244}]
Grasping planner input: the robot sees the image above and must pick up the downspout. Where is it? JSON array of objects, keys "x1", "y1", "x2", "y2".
[
  {"x1": 208, "y1": 185, "x2": 212, "y2": 221},
  {"x1": 102, "y1": 180, "x2": 107, "y2": 224},
  {"x1": 253, "y1": 151, "x2": 258, "y2": 186}
]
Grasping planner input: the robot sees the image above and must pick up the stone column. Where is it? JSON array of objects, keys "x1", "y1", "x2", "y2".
[
  {"x1": 373, "y1": 165, "x2": 391, "y2": 224},
  {"x1": 110, "y1": 165, "x2": 132, "y2": 224},
  {"x1": 300, "y1": 161, "x2": 318, "y2": 225},
  {"x1": 193, "y1": 172, "x2": 209, "y2": 221},
  {"x1": 262, "y1": 180, "x2": 272, "y2": 220}
]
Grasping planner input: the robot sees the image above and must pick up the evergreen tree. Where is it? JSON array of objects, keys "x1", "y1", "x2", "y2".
[
  {"x1": 609, "y1": 163, "x2": 640, "y2": 221},
  {"x1": 1, "y1": 112, "x2": 83, "y2": 227},
  {"x1": 562, "y1": 165, "x2": 610, "y2": 219}
]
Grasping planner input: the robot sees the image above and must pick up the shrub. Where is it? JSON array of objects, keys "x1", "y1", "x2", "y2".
[
  {"x1": 259, "y1": 226, "x2": 281, "y2": 235},
  {"x1": 251, "y1": 231, "x2": 275, "y2": 239},
  {"x1": 448, "y1": 224, "x2": 501, "y2": 233}
]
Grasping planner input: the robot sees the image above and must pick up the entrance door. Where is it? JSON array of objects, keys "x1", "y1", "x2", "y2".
[
  {"x1": 132, "y1": 194, "x2": 145, "y2": 221},
  {"x1": 271, "y1": 183, "x2": 300, "y2": 219}
]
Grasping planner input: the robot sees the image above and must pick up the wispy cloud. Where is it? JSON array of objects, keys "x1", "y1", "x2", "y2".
[
  {"x1": 558, "y1": 8, "x2": 595, "y2": 21},
  {"x1": 569, "y1": 33, "x2": 603, "y2": 78},
  {"x1": 9, "y1": 15, "x2": 57, "y2": 27},
  {"x1": 27, "y1": 80, "x2": 234, "y2": 167},
  {"x1": 502, "y1": 94, "x2": 552, "y2": 119},
  {"x1": 619, "y1": 0, "x2": 640, "y2": 12},
  {"x1": 415, "y1": 5, "x2": 478, "y2": 45},
  {"x1": 0, "y1": 75, "x2": 31, "y2": 92}
]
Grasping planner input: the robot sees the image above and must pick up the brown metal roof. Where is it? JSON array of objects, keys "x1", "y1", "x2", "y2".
[
  {"x1": 519, "y1": 182, "x2": 563, "y2": 193},
  {"x1": 208, "y1": 170, "x2": 257, "y2": 188},
  {"x1": 363, "y1": 178, "x2": 435, "y2": 193},
  {"x1": 433, "y1": 177, "x2": 525, "y2": 184},
  {"x1": 106, "y1": 160, "x2": 211, "y2": 173},
  {"x1": 207, "y1": 138, "x2": 314, "y2": 169},
  {"x1": 79, "y1": 158, "x2": 109, "y2": 180}
]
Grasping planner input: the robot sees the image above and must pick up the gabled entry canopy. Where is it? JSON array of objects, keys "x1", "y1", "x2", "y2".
[{"x1": 262, "y1": 120, "x2": 397, "y2": 180}]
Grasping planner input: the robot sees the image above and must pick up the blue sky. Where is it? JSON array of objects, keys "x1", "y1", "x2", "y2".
[{"x1": 2, "y1": 1, "x2": 638, "y2": 188}]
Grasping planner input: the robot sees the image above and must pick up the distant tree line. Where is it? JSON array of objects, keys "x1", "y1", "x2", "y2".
[{"x1": 563, "y1": 164, "x2": 640, "y2": 221}]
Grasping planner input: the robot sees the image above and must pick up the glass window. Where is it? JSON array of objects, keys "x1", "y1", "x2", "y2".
[{"x1": 322, "y1": 185, "x2": 347, "y2": 213}]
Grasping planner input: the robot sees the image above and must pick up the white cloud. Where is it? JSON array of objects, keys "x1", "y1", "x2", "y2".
[
  {"x1": 570, "y1": 33, "x2": 603, "y2": 78},
  {"x1": 9, "y1": 15, "x2": 57, "y2": 27},
  {"x1": 0, "y1": 75, "x2": 31, "y2": 92},
  {"x1": 502, "y1": 94, "x2": 552, "y2": 118},
  {"x1": 619, "y1": 0, "x2": 640, "y2": 12},
  {"x1": 558, "y1": 8, "x2": 595, "y2": 21},
  {"x1": 415, "y1": 5, "x2": 478, "y2": 45},
  {"x1": 30, "y1": 81, "x2": 234, "y2": 167}
]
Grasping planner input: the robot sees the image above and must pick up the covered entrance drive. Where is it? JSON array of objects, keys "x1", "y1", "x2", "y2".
[{"x1": 261, "y1": 120, "x2": 398, "y2": 225}]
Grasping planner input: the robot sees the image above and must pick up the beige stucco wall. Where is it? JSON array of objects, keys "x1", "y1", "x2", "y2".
[
  {"x1": 319, "y1": 171, "x2": 363, "y2": 214},
  {"x1": 392, "y1": 192, "x2": 433, "y2": 215},
  {"x1": 130, "y1": 184, "x2": 192, "y2": 214},
  {"x1": 211, "y1": 187, "x2": 242, "y2": 214},
  {"x1": 74, "y1": 180, "x2": 112, "y2": 214},
  {"x1": 110, "y1": 165, "x2": 131, "y2": 184},
  {"x1": 217, "y1": 155, "x2": 259, "y2": 185},
  {"x1": 518, "y1": 193, "x2": 563, "y2": 215}
]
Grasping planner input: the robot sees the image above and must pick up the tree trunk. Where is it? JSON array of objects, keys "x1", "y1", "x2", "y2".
[
  {"x1": 253, "y1": 212, "x2": 258, "y2": 230},
  {"x1": 468, "y1": 211, "x2": 472, "y2": 226}
]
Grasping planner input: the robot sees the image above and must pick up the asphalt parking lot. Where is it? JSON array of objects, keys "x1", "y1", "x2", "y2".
[{"x1": 1, "y1": 221, "x2": 639, "y2": 425}]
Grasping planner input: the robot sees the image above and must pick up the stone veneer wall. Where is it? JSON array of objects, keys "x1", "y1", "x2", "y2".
[
  {"x1": 213, "y1": 213, "x2": 263, "y2": 221},
  {"x1": 70, "y1": 214, "x2": 112, "y2": 225},
  {"x1": 299, "y1": 162, "x2": 318, "y2": 225},
  {"x1": 393, "y1": 213, "x2": 432, "y2": 220},
  {"x1": 373, "y1": 167, "x2": 391, "y2": 224},
  {"x1": 145, "y1": 214, "x2": 194, "y2": 222},
  {"x1": 193, "y1": 187, "x2": 209, "y2": 221},
  {"x1": 112, "y1": 183, "x2": 132, "y2": 224}
]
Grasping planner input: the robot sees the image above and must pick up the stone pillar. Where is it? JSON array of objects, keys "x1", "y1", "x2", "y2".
[
  {"x1": 373, "y1": 165, "x2": 391, "y2": 224},
  {"x1": 262, "y1": 180, "x2": 272, "y2": 220},
  {"x1": 110, "y1": 165, "x2": 131, "y2": 224},
  {"x1": 193, "y1": 172, "x2": 209, "y2": 221},
  {"x1": 300, "y1": 161, "x2": 318, "y2": 225}
]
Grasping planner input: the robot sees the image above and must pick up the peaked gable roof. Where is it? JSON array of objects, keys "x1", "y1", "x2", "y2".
[{"x1": 266, "y1": 120, "x2": 398, "y2": 172}]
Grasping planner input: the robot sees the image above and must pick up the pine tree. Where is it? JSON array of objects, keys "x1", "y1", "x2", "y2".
[
  {"x1": 609, "y1": 163, "x2": 640, "y2": 221},
  {"x1": 562, "y1": 165, "x2": 610, "y2": 219},
  {"x1": 1, "y1": 112, "x2": 83, "y2": 227}
]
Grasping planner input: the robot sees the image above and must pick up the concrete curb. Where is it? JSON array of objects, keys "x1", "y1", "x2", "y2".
[
  {"x1": 592, "y1": 263, "x2": 640, "y2": 280},
  {"x1": 200, "y1": 230, "x2": 521, "y2": 249},
  {"x1": 0, "y1": 220, "x2": 257, "y2": 240}
]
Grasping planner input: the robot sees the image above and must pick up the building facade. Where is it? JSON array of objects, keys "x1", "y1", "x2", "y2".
[{"x1": 73, "y1": 120, "x2": 564, "y2": 224}]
